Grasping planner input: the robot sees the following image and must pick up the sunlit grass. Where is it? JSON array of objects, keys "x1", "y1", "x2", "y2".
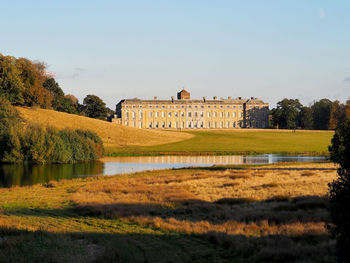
[
  {"x1": 107, "y1": 129, "x2": 334, "y2": 155},
  {"x1": 0, "y1": 162, "x2": 337, "y2": 262}
]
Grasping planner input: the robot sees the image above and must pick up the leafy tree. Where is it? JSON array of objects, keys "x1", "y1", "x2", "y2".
[
  {"x1": 0, "y1": 54, "x2": 25, "y2": 105},
  {"x1": 299, "y1": 106, "x2": 313, "y2": 129},
  {"x1": 329, "y1": 101, "x2": 345, "y2": 130},
  {"x1": 65, "y1": 94, "x2": 79, "y2": 104},
  {"x1": 329, "y1": 119, "x2": 350, "y2": 170},
  {"x1": 271, "y1": 99, "x2": 302, "y2": 129},
  {"x1": 0, "y1": 54, "x2": 84, "y2": 113},
  {"x1": 42, "y1": 79, "x2": 79, "y2": 114},
  {"x1": 344, "y1": 100, "x2": 350, "y2": 120},
  {"x1": 311, "y1": 99, "x2": 333, "y2": 130},
  {"x1": 43, "y1": 78, "x2": 64, "y2": 97},
  {"x1": 17, "y1": 57, "x2": 53, "y2": 107},
  {"x1": 43, "y1": 77, "x2": 66, "y2": 110},
  {"x1": 83, "y1": 94, "x2": 108, "y2": 120},
  {"x1": 327, "y1": 118, "x2": 350, "y2": 262},
  {"x1": 56, "y1": 96, "x2": 79, "y2": 114}
]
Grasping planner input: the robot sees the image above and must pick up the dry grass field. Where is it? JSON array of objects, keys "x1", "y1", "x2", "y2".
[
  {"x1": 0, "y1": 162, "x2": 337, "y2": 262},
  {"x1": 16, "y1": 107, "x2": 193, "y2": 148}
]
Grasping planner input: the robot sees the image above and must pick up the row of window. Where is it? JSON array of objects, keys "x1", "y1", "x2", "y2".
[
  {"x1": 124, "y1": 121, "x2": 246, "y2": 129},
  {"x1": 124, "y1": 105, "x2": 245, "y2": 109},
  {"x1": 124, "y1": 111, "x2": 243, "y2": 119}
]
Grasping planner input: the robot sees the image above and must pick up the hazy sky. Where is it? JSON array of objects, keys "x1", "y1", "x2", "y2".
[{"x1": 1, "y1": 0, "x2": 349, "y2": 108}]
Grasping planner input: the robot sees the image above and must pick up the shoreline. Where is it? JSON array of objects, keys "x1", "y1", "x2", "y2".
[{"x1": 104, "y1": 150, "x2": 330, "y2": 157}]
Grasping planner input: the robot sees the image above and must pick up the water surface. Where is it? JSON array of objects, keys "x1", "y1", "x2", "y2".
[{"x1": 0, "y1": 155, "x2": 327, "y2": 187}]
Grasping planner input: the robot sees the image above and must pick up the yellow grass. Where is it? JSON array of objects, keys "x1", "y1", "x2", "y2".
[
  {"x1": 71, "y1": 163, "x2": 335, "y2": 232},
  {"x1": 16, "y1": 107, "x2": 193, "y2": 148},
  {"x1": 72, "y1": 163, "x2": 336, "y2": 207},
  {"x1": 0, "y1": 163, "x2": 337, "y2": 262}
]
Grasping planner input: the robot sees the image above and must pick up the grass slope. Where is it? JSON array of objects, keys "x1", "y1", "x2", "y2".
[
  {"x1": 108, "y1": 129, "x2": 334, "y2": 155},
  {"x1": 0, "y1": 163, "x2": 337, "y2": 262},
  {"x1": 16, "y1": 107, "x2": 334, "y2": 156},
  {"x1": 16, "y1": 107, "x2": 192, "y2": 149}
]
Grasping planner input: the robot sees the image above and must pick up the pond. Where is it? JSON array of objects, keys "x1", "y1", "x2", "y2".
[{"x1": 0, "y1": 154, "x2": 328, "y2": 187}]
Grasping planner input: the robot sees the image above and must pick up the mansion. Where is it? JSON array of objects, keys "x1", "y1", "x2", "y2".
[{"x1": 115, "y1": 90, "x2": 269, "y2": 129}]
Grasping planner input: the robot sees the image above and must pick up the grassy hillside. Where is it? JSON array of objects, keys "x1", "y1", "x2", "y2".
[
  {"x1": 16, "y1": 107, "x2": 192, "y2": 149},
  {"x1": 16, "y1": 107, "x2": 334, "y2": 156},
  {"x1": 108, "y1": 129, "x2": 334, "y2": 155},
  {"x1": 0, "y1": 162, "x2": 336, "y2": 262}
]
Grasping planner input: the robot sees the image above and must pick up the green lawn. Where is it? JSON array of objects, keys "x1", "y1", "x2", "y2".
[{"x1": 106, "y1": 130, "x2": 334, "y2": 156}]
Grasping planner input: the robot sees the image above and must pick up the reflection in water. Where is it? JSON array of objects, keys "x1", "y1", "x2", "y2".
[
  {"x1": 0, "y1": 161, "x2": 104, "y2": 187},
  {"x1": 103, "y1": 155, "x2": 328, "y2": 165},
  {"x1": 102, "y1": 155, "x2": 327, "y2": 176},
  {"x1": 0, "y1": 155, "x2": 327, "y2": 188}
]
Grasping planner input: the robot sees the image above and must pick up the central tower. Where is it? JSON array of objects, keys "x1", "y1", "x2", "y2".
[{"x1": 177, "y1": 89, "x2": 190, "y2": 100}]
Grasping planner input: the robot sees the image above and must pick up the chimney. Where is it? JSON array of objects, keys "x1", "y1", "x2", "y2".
[
  {"x1": 213, "y1": 96, "x2": 217, "y2": 100},
  {"x1": 203, "y1": 96, "x2": 206, "y2": 102},
  {"x1": 154, "y1": 96, "x2": 157, "y2": 100},
  {"x1": 171, "y1": 96, "x2": 174, "y2": 102}
]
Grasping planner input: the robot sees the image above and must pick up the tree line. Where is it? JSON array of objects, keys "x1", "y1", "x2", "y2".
[
  {"x1": 271, "y1": 98, "x2": 350, "y2": 130},
  {"x1": 0, "y1": 54, "x2": 112, "y2": 120},
  {"x1": 0, "y1": 96, "x2": 104, "y2": 163}
]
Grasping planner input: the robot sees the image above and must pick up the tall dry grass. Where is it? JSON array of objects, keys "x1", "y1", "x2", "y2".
[
  {"x1": 0, "y1": 163, "x2": 337, "y2": 262},
  {"x1": 69, "y1": 165, "x2": 337, "y2": 262}
]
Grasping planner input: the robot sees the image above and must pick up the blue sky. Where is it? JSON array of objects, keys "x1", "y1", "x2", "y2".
[{"x1": 1, "y1": 0, "x2": 349, "y2": 108}]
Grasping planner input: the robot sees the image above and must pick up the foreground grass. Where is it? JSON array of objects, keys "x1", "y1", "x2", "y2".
[
  {"x1": 0, "y1": 162, "x2": 337, "y2": 262},
  {"x1": 106, "y1": 129, "x2": 333, "y2": 156}
]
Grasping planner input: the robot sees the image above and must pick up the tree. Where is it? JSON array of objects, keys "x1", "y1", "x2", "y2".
[
  {"x1": 43, "y1": 78, "x2": 78, "y2": 114},
  {"x1": 311, "y1": 99, "x2": 333, "y2": 130},
  {"x1": 56, "y1": 96, "x2": 79, "y2": 114},
  {"x1": 299, "y1": 106, "x2": 313, "y2": 129},
  {"x1": 327, "y1": 118, "x2": 350, "y2": 262},
  {"x1": 329, "y1": 101, "x2": 345, "y2": 130},
  {"x1": 43, "y1": 78, "x2": 64, "y2": 97},
  {"x1": 329, "y1": 119, "x2": 350, "y2": 170},
  {"x1": 271, "y1": 99, "x2": 303, "y2": 129},
  {"x1": 0, "y1": 54, "x2": 25, "y2": 105},
  {"x1": 344, "y1": 100, "x2": 350, "y2": 120},
  {"x1": 83, "y1": 95, "x2": 108, "y2": 120},
  {"x1": 43, "y1": 77, "x2": 65, "y2": 110},
  {"x1": 17, "y1": 57, "x2": 53, "y2": 108},
  {"x1": 65, "y1": 94, "x2": 79, "y2": 104}
]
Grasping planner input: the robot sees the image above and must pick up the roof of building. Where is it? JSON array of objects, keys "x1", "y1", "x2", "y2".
[
  {"x1": 116, "y1": 91, "x2": 268, "y2": 106},
  {"x1": 119, "y1": 98, "x2": 267, "y2": 105}
]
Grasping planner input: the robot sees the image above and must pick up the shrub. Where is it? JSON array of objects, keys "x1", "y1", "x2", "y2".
[
  {"x1": 0, "y1": 96, "x2": 24, "y2": 162},
  {"x1": 327, "y1": 118, "x2": 350, "y2": 262},
  {"x1": 329, "y1": 118, "x2": 350, "y2": 170}
]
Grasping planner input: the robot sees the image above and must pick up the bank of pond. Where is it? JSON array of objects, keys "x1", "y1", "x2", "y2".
[{"x1": 0, "y1": 154, "x2": 327, "y2": 187}]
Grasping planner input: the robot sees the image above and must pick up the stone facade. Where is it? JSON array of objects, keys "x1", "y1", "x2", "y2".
[{"x1": 115, "y1": 90, "x2": 269, "y2": 129}]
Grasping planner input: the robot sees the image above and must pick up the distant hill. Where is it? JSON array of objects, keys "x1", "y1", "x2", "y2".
[{"x1": 16, "y1": 107, "x2": 193, "y2": 150}]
